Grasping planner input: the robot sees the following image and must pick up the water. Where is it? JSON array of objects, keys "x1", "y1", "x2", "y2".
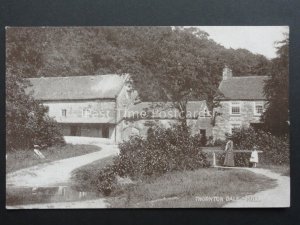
[{"x1": 6, "y1": 186, "x2": 98, "y2": 206}]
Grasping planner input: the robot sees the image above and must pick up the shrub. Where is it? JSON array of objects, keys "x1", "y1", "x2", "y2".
[
  {"x1": 116, "y1": 125, "x2": 209, "y2": 178},
  {"x1": 6, "y1": 76, "x2": 65, "y2": 151},
  {"x1": 93, "y1": 125, "x2": 209, "y2": 195},
  {"x1": 94, "y1": 165, "x2": 117, "y2": 196},
  {"x1": 229, "y1": 127, "x2": 289, "y2": 165},
  {"x1": 214, "y1": 152, "x2": 251, "y2": 167},
  {"x1": 234, "y1": 152, "x2": 251, "y2": 167},
  {"x1": 30, "y1": 116, "x2": 65, "y2": 148}
]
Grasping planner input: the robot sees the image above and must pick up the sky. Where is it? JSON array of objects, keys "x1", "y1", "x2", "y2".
[{"x1": 193, "y1": 26, "x2": 289, "y2": 59}]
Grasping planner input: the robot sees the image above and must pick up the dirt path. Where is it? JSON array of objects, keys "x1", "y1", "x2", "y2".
[
  {"x1": 223, "y1": 167, "x2": 290, "y2": 208},
  {"x1": 6, "y1": 137, "x2": 119, "y2": 188}
]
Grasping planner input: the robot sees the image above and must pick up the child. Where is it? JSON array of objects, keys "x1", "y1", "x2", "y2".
[{"x1": 250, "y1": 146, "x2": 259, "y2": 167}]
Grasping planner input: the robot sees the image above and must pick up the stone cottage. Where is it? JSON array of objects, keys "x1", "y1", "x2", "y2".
[
  {"x1": 27, "y1": 74, "x2": 212, "y2": 143},
  {"x1": 212, "y1": 67, "x2": 269, "y2": 140},
  {"x1": 27, "y1": 74, "x2": 137, "y2": 142}
]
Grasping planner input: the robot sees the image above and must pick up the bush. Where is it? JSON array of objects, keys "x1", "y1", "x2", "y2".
[
  {"x1": 30, "y1": 116, "x2": 65, "y2": 148},
  {"x1": 229, "y1": 127, "x2": 289, "y2": 165},
  {"x1": 214, "y1": 152, "x2": 251, "y2": 167},
  {"x1": 94, "y1": 165, "x2": 117, "y2": 196},
  {"x1": 6, "y1": 76, "x2": 65, "y2": 151},
  {"x1": 116, "y1": 125, "x2": 209, "y2": 178},
  {"x1": 93, "y1": 125, "x2": 209, "y2": 195}
]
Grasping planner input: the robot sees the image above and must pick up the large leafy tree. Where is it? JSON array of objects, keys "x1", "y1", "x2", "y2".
[
  {"x1": 262, "y1": 35, "x2": 289, "y2": 136},
  {"x1": 6, "y1": 29, "x2": 65, "y2": 151},
  {"x1": 126, "y1": 27, "x2": 223, "y2": 128}
]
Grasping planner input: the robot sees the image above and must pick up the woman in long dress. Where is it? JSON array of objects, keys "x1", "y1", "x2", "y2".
[
  {"x1": 224, "y1": 139, "x2": 235, "y2": 167},
  {"x1": 250, "y1": 147, "x2": 259, "y2": 167}
]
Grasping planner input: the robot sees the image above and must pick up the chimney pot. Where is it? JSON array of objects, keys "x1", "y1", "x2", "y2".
[{"x1": 222, "y1": 66, "x2": 233, "y2": 80}]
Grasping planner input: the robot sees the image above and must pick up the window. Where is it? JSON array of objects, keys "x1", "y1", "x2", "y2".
[
  {"x1": 82, "y1": 108, "x2": 91, "y2": 118},
  {"x1": 204, "y1": 108, "x2": 210, "y2": 117},
  {"x1": 231, "y1": 102, "x2": 241, "y2": 115},
  {"x1": 254, "y1": 102, "x2": 264, "y2": 116},
  {"x1": 62, "y1": 109, "x2": 67, "y2": 117},
  {"x1": 199, "y1": 107, "x2": 210, "y2": 117},
  {"x1": 126, "y1": 89, "x2": 132, "y2": 99}
]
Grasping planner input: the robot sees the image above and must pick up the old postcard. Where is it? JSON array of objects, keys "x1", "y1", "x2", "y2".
[{"x1": 6, "y1": 26, "x2": 289, "y2": 208}]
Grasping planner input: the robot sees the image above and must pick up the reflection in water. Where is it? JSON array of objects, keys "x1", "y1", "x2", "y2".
[{"x1": 6, "y1": 186, "x2": 98, "y2": 206}]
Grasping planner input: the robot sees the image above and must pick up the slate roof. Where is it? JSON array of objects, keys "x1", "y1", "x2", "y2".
[
  {"x1": 26, "y1": 75, "x2": 127, "y2": 100},
  {"x1": 125, "y1": 101, "x2": 209, "y2": 119},
  {"x1": 218, "y1": 76, "x2": 269, "y2": 100}
]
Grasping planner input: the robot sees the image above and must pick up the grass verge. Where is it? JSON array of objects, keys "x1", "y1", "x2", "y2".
[
  {"x1": 71, "y1": 155, "x2": 115, "y2": 191},
  {"x1": 6, "y1": 144, "x2": 101, "y2": 173},
  {"x1": 107, "y1": 168, "x2": 276, "y2": 208},
  {"x1": 71, "y1": 159, "x2": 277, "y2": 208}
]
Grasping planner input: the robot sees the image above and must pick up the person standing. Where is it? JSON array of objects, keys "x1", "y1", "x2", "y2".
[
  {"x1": 224, "y1": 137, "x2": 235, "y2": 167},
  {"x1": 250, "y1": 146, "x2": 259, "y2": 168}
]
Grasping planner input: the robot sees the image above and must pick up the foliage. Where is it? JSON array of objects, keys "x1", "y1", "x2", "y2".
[
  {"x1": 6, "y1": 27, "x2": 271, "y2": 82},
  {"x1": 71, "y1": 156, "x2": 115, "y2": 193},
  {"x1": 6, "y1": 72, "x2": 65, "y2": 151},
  {"x1": 6, "y1": 30, "x2": 65, "y2": 151},
  {"x1": 86, "y1": 125, "x2": 209, "y2": 195},
  {"x1": 262, "y1": 34, "x2": 289, "y2": 136},
  {"x1": 229, "y1": 127, "x2": 289, "y2": 165},
  {"x1": 116, "y1": 125, "x2": 209, "y2": 178},
  {"x1": 94, "y1": 165, "x2": 118, "y2": 196}
]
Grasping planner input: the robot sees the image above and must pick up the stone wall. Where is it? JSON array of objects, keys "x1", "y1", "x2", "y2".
[
  {"x1": 119, "y1": 117, "x2": 212, "y2": 142},
  {"x1": 116, "y1": 81, "x2": 139, "y2": 122},
  {"x1": 43, "y1": 99, "x2": 117, "y2": 123},
  {"x1": 115, "y1": 80, "x2": 139, "y2": 142},
  {"x1": 43, "y1": 99, "x2": 117, "y2": 140},
  {"x1": 188, "y1": 117, "x2": 213, "y2": 137},
  {"x1": 212, "y1": 100, "x2": 264, "y2": 140}
]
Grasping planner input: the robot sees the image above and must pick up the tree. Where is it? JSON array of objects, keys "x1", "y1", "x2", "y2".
[
  {"x1": 127, "y1": 27, "x2": 222, "y2": 129},
  {"x1": 6, "y1": 70, "x2": 65, "y2": 151},
  {"x1": 6, "y1": 30, "x2": 65, "y2": 151},
  {"x1": 262, "y1": 34, "x2": 289, "y2": 136}
]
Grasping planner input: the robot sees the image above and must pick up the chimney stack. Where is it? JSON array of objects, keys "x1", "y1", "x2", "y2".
[{"x1": 222, "y1": 66, "x2": 233, "y2": 80}]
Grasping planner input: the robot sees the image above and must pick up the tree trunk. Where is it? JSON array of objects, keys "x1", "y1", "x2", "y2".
[{"x1": 178, "y1": 101, "x2": 188, "y2": 134}]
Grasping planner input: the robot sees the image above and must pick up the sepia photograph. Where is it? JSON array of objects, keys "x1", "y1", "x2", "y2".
[{"x1": 5, "y1": 26, "x2": 289, "y2": 209}]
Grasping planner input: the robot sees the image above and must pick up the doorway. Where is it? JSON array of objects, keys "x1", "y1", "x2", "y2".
[
  {"x1": 102, "y1": 125, "x2": 109, "y2": 138},
  {"x1": 70, "y1": 125, "x2": 81, "y2": 136},
  {"x1": 200, "y1": 129, "x2": 206, "y2": 137}
]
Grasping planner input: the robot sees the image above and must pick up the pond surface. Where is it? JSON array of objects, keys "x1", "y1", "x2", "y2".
[{"x1": 6, "y1": 186, "x2": 98, "y2": 206}]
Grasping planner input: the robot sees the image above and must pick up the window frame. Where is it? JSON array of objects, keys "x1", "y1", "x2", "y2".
[
  {"x1": 230, "y1": 101, "x2": 241, "y2": 115},
  {"x1": 254, "y1": 101, "x2": 264, "y2": 116},
  {"x1": 61, "y1": 109, "x2": 67, "y2": 117},
  {"x1": 82, "y1": 108, "x2": 92, "y2": 118}
]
